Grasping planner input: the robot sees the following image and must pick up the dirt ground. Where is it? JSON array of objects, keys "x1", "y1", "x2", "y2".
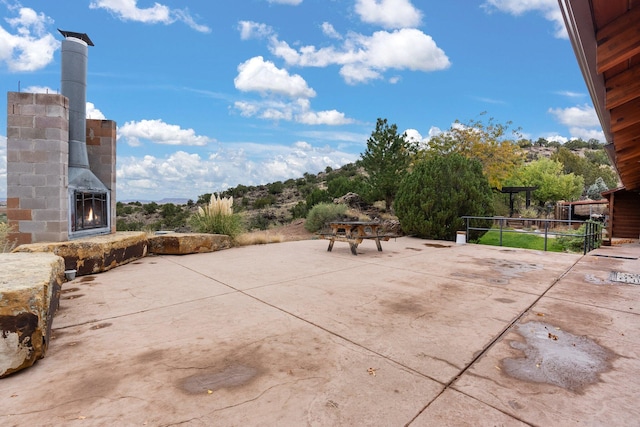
[{"x1": 243, "y1": 219, "x2": 316, "y2": 242}]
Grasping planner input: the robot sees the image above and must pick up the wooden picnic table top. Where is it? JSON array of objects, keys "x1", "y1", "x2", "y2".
[{"x1": 329, "y1": 221, "x2": 381, "y2": 226}]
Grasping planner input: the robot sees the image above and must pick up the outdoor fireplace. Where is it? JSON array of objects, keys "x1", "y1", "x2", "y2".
[{"x1": 5, "y1": 29, "x2": 116, "y2": 245}]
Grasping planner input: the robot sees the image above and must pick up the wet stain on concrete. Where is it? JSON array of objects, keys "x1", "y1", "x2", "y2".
[
  {"x1": 381, "y1": 297, "x2": 429, "y2": 315},
  {"x1": 89, "y1": 322, "x2": 112, "y2": 330},
  {"x1": 501, "y1": 321, "x2": 615, "y2": 394},
  {"x1": 494, "y1": 298, "x2": 515, "y2": 304},
  {"x1": 136, "y1": 348, "x2": 166, "y2": 363},
  {"x1": 487, "y1": 277, "x2": 509, "y2": 285},
  {"x1": 424, "y1": 243, "x2": 450, "y2": 248},
  {"x1": 79, "y1": 276, "x2": 96, "y2": 282},
  {"x1": 60, "y1": 287, "x2": 80, "y2": 294},
  {"x1": 484, "y1": 259, "x2": 543, "y2": 278},
  {"x1": 181, "y1": 364, "x2": 261, "y2": 394},
  {"x1": 406, "y1": 247, "x2": 422, "y2": 251}
]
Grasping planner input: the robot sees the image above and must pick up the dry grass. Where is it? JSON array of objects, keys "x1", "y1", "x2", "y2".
[
  {"x1": 235, "y1": 231, "x2": 285, "y2": 246},
  {"x1": 0, "y1": 222, "x2": 17, "y2": 253},
  {"x1": 346, "y1": 208, "x2": 371, "y2": 222}
]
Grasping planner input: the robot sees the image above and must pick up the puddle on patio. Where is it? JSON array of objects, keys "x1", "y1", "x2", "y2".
[{"x1": 501, "y1": 321, "x2": 615, "y2": 394}]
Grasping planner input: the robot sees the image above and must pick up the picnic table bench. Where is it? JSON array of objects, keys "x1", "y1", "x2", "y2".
[{"x1": 319, "y1": 221, "x2": 397, "y2": 255}]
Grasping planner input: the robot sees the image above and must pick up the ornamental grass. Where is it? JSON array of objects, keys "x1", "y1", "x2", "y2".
[{"x1": 189, "y1": 193, "x2": 244, "y2": 239}]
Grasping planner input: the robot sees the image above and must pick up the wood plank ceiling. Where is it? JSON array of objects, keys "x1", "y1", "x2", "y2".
[{"x1": 593, "y1": 0, "x2": 640, "y2": 190}]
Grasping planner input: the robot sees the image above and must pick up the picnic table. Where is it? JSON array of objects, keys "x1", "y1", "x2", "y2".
[{"x1": 320, "y1": 221, "x2": 394, "y2": 255}]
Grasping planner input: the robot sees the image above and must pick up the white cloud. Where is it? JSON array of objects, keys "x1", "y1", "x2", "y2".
[
  {"x1": 116, "y1": 142, "x2": 358, "y2": 200},
  {"x1": 86, "y1": 102, "x2": 106, "y2": 120},
  {"x1": 89, "y1": 0, "x2": 210, "y2": 33},
  {"x1": 355, "y1": 0, "x2": 423, "y2": 29},
  {"x1": 400, "y1": 128, "x2": 436, "y2": 149},
  {"x1": 567, "y1": 127, "x2": 605, "y2": 142},
  {"x1": 321, "y1": 22, "x2": 342, "y2": 39},
  {"x1": 234, "y1": 98, "x2": 353, "y2": 125},
  {"x1": 118, "y1": 119, "x2": 213, "y2": 147},
  {"x1": 548, "y1": 104, "x2": 605, "y2": 142},
  {"x1": 270, "y1": 28, "x2": 450, "y2": 84},
  {"x1": 297, "y1": 109, "x2": 353, "y2": 125},
  {"x1": 238, "y1": 21, "x2": 273, "y2": 40},
  {"x1": 234, "y1": 56, "x2": 353, "y2": 125},
  {"x1": 234, "y1": 56, "x2": 316, "y2": 98},
  {"x1": 482, "y1": 0, "x2": 567, "y2": 38},
  {"x1": 545, "y1": 134, "x2": 568, "y2": 144},
  {"x1": 0, "y1": 7, "x2": 58, "y2": 72},
  {"x1": 555, "y1": 90, "x2": 585, "y2": 98},
  {"x1": 548, "y1": 104, "x2": 600, "y2": 128}
]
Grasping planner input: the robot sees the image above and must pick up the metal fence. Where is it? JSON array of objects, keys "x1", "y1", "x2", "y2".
[{"x1": 461, "y1": 216, "x2": 603, "y2": 254}]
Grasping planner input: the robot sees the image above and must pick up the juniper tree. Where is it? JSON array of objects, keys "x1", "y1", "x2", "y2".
[
  {"x1": 360, "y1": 118, "x2": 417, "y2": 210},
  {"x1": 394, "y1": 153, "x2": 494, "y2": 240}
]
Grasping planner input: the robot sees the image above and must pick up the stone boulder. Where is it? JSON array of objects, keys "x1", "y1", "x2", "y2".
[
  {"x1": 333, "y1": 192, "x2": 364, "y2": 208},
  {"x1": 13, "y1": 232, "x2": 148, "y2": 276},
  {"x1": 0, "y1": 252, "x2": 64, "y2": 378},
  {"x1": 148, "y1": 233, "x2": 232, "y2": 255}
]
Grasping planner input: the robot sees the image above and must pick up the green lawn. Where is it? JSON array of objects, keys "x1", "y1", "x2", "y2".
[{"x1": 476, "y1": 229, "x2": 566, "y2": 252}]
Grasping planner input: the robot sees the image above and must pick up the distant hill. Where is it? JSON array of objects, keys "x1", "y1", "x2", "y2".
[{"x1": 119, "y1": 198, "x2": 191, "y2": 205}]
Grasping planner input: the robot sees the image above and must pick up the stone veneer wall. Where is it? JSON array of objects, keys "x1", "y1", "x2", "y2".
[
  {"x1": 6, "y1": 92, "x2": 69, "y2": 245},
  {"x1": 86, "y1": 119, "x2": 117, "y2": 233}
]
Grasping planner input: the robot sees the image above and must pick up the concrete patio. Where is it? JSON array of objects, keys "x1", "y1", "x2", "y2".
[{"x1": 1, "y1": 237, "x2": 639, "y2": 426}]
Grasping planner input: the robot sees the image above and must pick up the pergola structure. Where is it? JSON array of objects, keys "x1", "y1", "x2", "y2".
[
  {"x1": 559, "y1": 0, "x2": 640, "y2": 190},
  {"x1": 499, "y1": 186, "x2": 537, "y2": 217}
]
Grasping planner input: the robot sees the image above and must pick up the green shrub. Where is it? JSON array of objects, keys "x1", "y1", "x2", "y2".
[
  {"x1": 143, "y1": 202, "x2": 159, "y2": 215},
  {"x1": 249, "y1": 214, "x2": 271, "y2": 231},
  {"x1": 290, "y1": 201, "x2": 309, "y2": 219},
  {"x1": 326, "y1": 175, "x2": 368, "y2": 199},
  {"x1": 556, "y1": 221, "x2": 602, "y2": 253},
  {"x1": 268, "y1": 181, "x2": 284, "y2": 194},
  {"x1": 254, "y1": 195, "x2": 276, "y2": 209},
  {"x1": 116, "y1": 219, "x2": 144, "y2": 231},
  {"x1": 304, "y1": 203, "x2": 348, "y2": 232},
  {"x1": 306, "y1": 189, "x2": 332, "y2": 208},
  {"x1": 189, "y1": 194, "x2": 244, "y2": 239},
  {"x1": 394, "y1": 154, "x2": 494, "y2": 240}
]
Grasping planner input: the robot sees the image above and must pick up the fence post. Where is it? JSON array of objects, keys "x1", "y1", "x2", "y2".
[
  {"x1": 499, "y1": 218, "x2": 504, "y2": 246},
  {"x1": 584, "y1": 221, "x2": 591, "y2": 255},
  {"x1": 544, "y1": 220, "x2": 549, "y2": 251},
  {"x1": 466, "y1": 217, "x2": 469, "y2": 239}
]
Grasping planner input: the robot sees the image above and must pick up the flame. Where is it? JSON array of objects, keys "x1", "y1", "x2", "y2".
[{"x1": 87, "y1": 207, "x2": 94, "y2": 222}]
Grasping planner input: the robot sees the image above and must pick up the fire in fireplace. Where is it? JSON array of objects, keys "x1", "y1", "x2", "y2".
[{"x1": 71, "y1": 191, "x2": 109, "y2": 232}]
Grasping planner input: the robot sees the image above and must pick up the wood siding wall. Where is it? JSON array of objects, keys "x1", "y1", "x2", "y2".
[{"x1": 609, "y1": 190, "x2": 640, "y2": 238}]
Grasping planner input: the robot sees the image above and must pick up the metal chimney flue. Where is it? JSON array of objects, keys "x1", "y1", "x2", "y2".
[
  {"x1": 59, "y1": 29, "x2": 111, "y2": 238},
  {"x1": 60, "y1": 29, "x2": 94, "y2": 170}
]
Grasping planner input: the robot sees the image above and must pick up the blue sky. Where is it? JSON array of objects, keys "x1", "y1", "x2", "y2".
[{"x1": 0, "y1": 0, "x2": 603, "y2": 201}]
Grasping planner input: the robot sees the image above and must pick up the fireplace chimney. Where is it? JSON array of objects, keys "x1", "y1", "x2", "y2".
[{"x1": 59, "y1": 30, "x2": 111, "y2": 238}]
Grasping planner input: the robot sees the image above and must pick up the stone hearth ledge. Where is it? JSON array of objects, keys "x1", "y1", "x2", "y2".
[
  {"x1": 12, "y1": 232, "x2": 232, "y2": 276},
  {"x1": 0, "y1": 252, "x2": 64, "y2": 378},
  {"x1": 148, "y1": 232, "x2": 232, "y2": 255},
  {"x1": 12, "y1": 232, "x2": 150, "y2": 276}
]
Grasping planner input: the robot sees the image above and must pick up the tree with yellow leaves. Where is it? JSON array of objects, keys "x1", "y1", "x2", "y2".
[{"x1": 423, "y1": 114, "x2": 524, "y2": 189}]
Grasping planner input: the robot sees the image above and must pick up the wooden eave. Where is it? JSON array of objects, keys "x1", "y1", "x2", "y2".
[{"x1": 560, "y1": 0, "x2": 640, "y2": 190}]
